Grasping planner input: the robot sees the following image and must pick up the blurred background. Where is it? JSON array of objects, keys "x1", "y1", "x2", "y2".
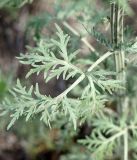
[{"x1": 0, "y1": 0, "x2": 137, "y2": 159}]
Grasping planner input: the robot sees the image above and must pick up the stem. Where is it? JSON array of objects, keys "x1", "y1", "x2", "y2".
[
  {"x1": 124, "y1": 130, "x2": 128, "y2": 160},
  {"x1": 56, "y1": 51, "x2": 113, "y2": 100},
  {"x1": 81, "y1": 37, "x2": 96, "y2": 53},
  {"x1": 111, "y1": 2, "x2": 126, "y2": 94},
  {"x1": 55, "y1": 74, "x2": 85, "y2": 100},
  {"x1": 88, "y1": 51, "x2": 113, "y2": 72},
  {"x1": 111, "y1": 3, "x2": 127, "y2": 159},
  {"x1": 63, "y1": 21, "x2": 80, "y2": 36},
  {"x1": 106, "y1": 129, "x2": 126, "y2": 143}
]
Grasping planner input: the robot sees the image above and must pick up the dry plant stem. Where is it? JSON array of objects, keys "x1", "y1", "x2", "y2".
[{"x1": 63, "y1": 21, "x2": 99, "y2": 56}]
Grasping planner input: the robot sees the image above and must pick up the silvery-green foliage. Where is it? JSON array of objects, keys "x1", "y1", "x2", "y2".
[{"x1": 1, "y1": 24, "x2": 121, "y2": 132}]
